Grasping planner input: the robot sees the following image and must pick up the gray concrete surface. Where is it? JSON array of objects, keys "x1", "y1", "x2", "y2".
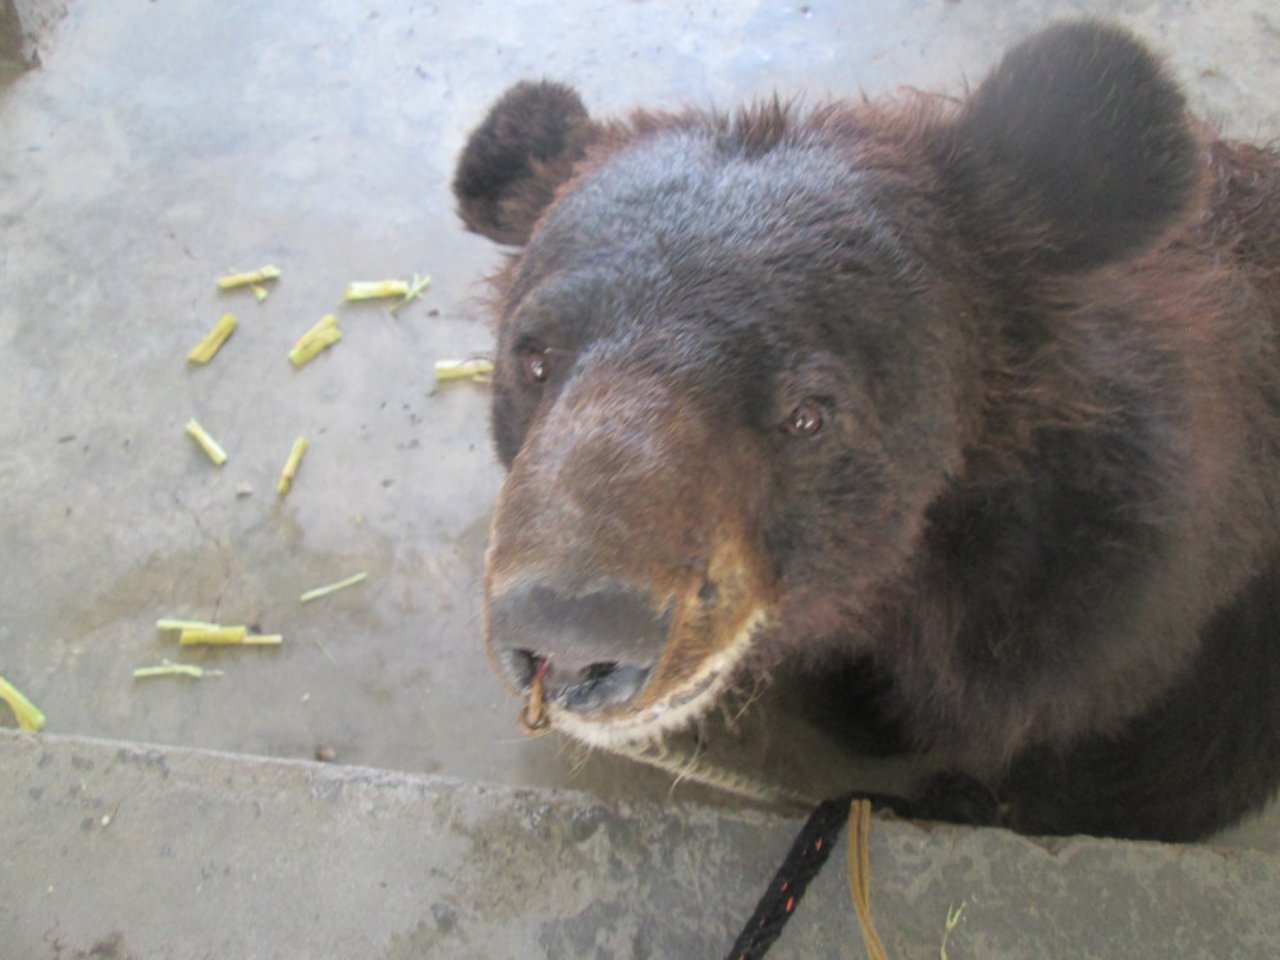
[
  {"x1": 2, "y1": 4, "x2": 1279, "y2": 949},
  {"x1": 4, "y1": 730, "x2": 1279, "y2": 960},
  {"x1": 1, "y1": 0, "x2": 68, "y2": 71}
]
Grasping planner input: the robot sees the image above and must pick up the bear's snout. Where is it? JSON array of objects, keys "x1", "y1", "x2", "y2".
[{"x1": 487, "y1": 582, "x2": 669, "y2": 712}]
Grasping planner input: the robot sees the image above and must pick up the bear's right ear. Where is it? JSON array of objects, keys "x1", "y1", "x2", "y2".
[
  {"x1": 938, "y1": 21, "x2": 1200, "y2": 274},
  {"x1": 453, "y1": 81, "x2": 599, "y2": 247}
]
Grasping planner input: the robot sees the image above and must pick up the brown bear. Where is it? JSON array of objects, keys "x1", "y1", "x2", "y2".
[{"x1": 453, "y1": 20, "x2": 1280, "y2": 841}]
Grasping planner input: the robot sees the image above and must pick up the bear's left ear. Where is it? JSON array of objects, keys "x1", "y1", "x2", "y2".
[
  {"x1": 939, "y1": 21, "x2": 1200, "y2": 273},
  {"x1": 453, "y1": 81, "x2": 600, "y2": 246}
]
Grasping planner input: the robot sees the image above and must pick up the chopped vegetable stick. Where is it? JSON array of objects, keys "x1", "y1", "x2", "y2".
[
  {"x1": 156, "y1": 618, "x2": 220, "y2": 632},
  {"x1": 288, "y1": 314, "x2": 342, "y2": 368},
  {"x1": 0, "y1": 675, "x2": 46, "y2": 731},
  {"x1": 289, "y1": 327, "x2": 342, "y2": 367},
  {"x1": 178, "y1": 625, "x2": 248, "y2": 645},
  {"x1": 133, "y1": 662, "x2": 223, "y2": 680},
  {"x1": 251, "y1": 283, "x2": 270, "y2": 302},
  {"x1": 389, "y1": 273, "x2": 431, "y2": 314},
  {"x1": 345, "y1": 280, "x2": 410, "y2": 301},
  {"x1": 277, "y1": 436, "x2": 309, "y2": 496},
  {"x1": 300, "y1": 571, "x2": 368, "y2": 603},
  {"x1": 434, "y1": 358, "x2": 494, "y2": 382},
  {"x1": 217, "y1": 264, "x2": 281, "y2": 290},
  {"x1": 186, "y1": 418, "x2": 228, "y2": 465},
  {"x1": 187, "y1": 313, "x2": 238, "y2": 365},
  {"x1": 177, "y1": 628, "x2": 281, "y2": 647},
  {"x1": 940, "y1": 903, "x2": 966, "y2": 960}
]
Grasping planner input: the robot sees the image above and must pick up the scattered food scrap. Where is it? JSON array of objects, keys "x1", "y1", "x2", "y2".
[
  {"x1": 940, "y1": 902, "x2": 967, "y2": 960},
  {"x1": 0, "y1": 675, "x2": 46, "y2": 731},
  {"x1": 133, "y1": 662, "x2": 223, "y2": 680},
  {"x1": 235, "y1": 482, "x2": 254, "y2": 498},
  {"x1": 289, "y1": 314, "x2": 342, "y2": 368},
  {"x1": 300, "y1": 571, "x2": 368, "y2": 603},
  {"x1": 277, "y1": 436, "x2": 309, "y2": 496},
  {"x1": 344, "y1": 279, "x2": 410, "y2": 301},
  {"x1": 217, "y1": 264, "x2": 281, "y2": 291},
  {"x1": 176, "y1": 625, "x2": 245, "y2": 644},
  {"x1": 250, "y1": 283, "x2": 270, "y2": 302},
  {"x1": 390, "y1": 273, "x2": 431, "y2": 313},
  {"x1": 434, "y1": 358, "x2": 494, "y2": 383},
  {"x1": 185, "y1": 417, "x2": 228, "y2": 465},
  {"x1": 178, "y1": 626, "x2": 281, "y2": 646},
  {"x1": 158, "y1": 620, "x2": 281, "y2": 646},
  {"x1": 344, "y1": 273, "x2": 430, "y2": 313},
  {"x1": 518, "y1": 656, "x2": 550, "y2": 735},
  {"x1": 187, "y1": 313, "x2": 238, "y2": 365}
]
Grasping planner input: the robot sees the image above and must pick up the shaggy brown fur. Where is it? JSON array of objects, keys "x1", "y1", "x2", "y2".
[{"x1": 453, "y1": 21, "x2": 1280, "y2": 840}]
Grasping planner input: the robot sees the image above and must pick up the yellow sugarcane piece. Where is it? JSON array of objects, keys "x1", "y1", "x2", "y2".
[
  {"x1": 187, "y1": 313, "x2": 238, "y2": 364},
  {"x1": 289, "y1": 327, "x2": 341, "y2": 366},
  {"x1": 277, "y1": 436, "x2": 309, "y2": 496},
  {"x1": 0, "y1": 675, "x2": 47, "y2": 732},
  {"x1": 251, "y1": 283, "x2": 270, "y2": 302},
  {"x1": 186, "y1": 418, "x2": 228, "y2": 465},
  {"x1": 389, "y1": 273, "x2": 431, "y2": 314},
  {"x1": 300, "y1": 571, "x2": 368, "y2": 603},
  {"x1": 133, "y1": 662, "x2": 223, "y2": 680},
  {"x1": 177, "y1": 628, "x2": 281, "y2": 647},
  {"x1": 345, "y1": 280, "x2": 411, "y2": 301},
  {"x1": 288, "y1": 314, "x2": 342, "y2": 368},
  {"x1": 156, "y1": 619, "x2": 221, "y2": 632},
  {"x1": 178, "y1": 625, "x2": 248, "y2": 645},
  {"x1": 434, "y1": 358, "x2": 494, "y2": 382},
  {"x1": 217, "y1": 264, "x2": 281, "y2": 291}
]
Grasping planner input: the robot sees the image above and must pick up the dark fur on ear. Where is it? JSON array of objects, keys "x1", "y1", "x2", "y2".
[
  {"x1": 943, "y1": 21, "x2": 1200, "y2": 273},
  {"x1": 453, "y1": 81, "x2": 598, "y2": 246}
]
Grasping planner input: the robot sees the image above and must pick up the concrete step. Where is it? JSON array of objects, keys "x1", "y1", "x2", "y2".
[{"x1": 3, "y1": 730, "x2": 1277, "y2": 959}]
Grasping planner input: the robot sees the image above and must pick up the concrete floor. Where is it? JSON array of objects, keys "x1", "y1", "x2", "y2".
[
  {"x1": 2, "y1": 0, "x2": 1278, "y2": 891},
  {"x1": 8, "y1": 730, "x2": 1280, "y2": 959}
]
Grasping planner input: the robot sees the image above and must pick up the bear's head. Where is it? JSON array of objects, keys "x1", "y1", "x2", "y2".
[{"x1": 453, "y1": 22, "x2": 1200, "y2": 749}]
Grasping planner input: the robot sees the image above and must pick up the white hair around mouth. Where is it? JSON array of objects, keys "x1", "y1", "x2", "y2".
[{"x1": 549, "y1": 608, "x2": 770, "y2": 751}]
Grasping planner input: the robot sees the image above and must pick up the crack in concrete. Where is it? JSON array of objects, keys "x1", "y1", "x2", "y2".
[{"x1": 169, "y1": 490, "x2": 234, "y2": 620}]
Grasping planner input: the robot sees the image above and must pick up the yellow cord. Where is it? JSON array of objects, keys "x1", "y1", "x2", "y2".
[{"x1": 847, "y1": 799, "x2": 890, "y2": 960}]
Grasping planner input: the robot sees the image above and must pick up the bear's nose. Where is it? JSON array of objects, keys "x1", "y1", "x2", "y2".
[{"x1": 487, "y1": 583, "x2": 669, "y2": 713}]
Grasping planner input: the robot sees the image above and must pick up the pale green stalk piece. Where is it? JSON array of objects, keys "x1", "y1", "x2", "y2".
[
  {"x1": 133, "y1": 662, "x2": 223, "y2": 679},
  {"x1": 250, "y1": 283, "x2": 270, "y2": 302},
  {"x1": 300, "y1": 571, "x2": 368, "y2": 603},
  {"x1": 434, "y1": 358, "x2": 494, "y2": 382},
  {"x1": 940, "y1": 902, "x2": 966, "y2": 960},
  {"x1": 278, "y1": 436, "x2": 309, "y2": 495},
  {"x1": 389, "y1": 273, "x2": 431, "y2": 313},
  {"x1": 288, "y1": 315, "x2": 342, "y2": 367},
  {"x1": 344, "y1": 280, "x2": 411, "y2": 301},
  {"x1": 186, "y1": 418, "x2": 228, "y2": 465},
  {"x1": 217, "y1": 265, "x2": 281, "y2": 290},
  {"x1": 0, "y1": 675, "x2": 46, "y2": 731},
  {"x1": 178, "y1": 625, "x2": 248, "y2": 645},
  {"x1": 187, "y1": 313, "x2": 238, "y2": 364}
]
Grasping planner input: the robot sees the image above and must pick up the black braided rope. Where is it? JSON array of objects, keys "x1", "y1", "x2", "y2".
[{"x1": 724, "y1": 792, "x2": 910, "y2": 960}]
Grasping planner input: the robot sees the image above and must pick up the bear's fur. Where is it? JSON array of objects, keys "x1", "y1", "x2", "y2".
[{"x1": 454, "y1": 21, "x2": 1280, "y2": 840}]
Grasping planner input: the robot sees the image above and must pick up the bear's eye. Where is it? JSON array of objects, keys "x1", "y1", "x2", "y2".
[
  {"x1": 784, "y1": 399, "x2": 826, "y2": 438},
  {"x1": 521, "y1": 347, "x2": 550, "y2": 384}
]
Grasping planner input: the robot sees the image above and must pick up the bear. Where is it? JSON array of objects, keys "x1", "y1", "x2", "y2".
[{"x1": 452, "y1": 20, "x2": 1280, "y2": 842}]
